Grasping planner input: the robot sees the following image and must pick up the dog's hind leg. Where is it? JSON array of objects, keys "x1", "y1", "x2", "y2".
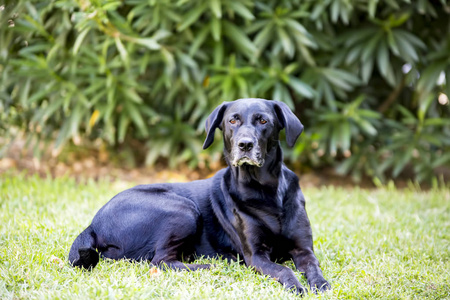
[
  {"x1": 68, "y1": 226, "x2": 99, "y2": 269},
  {"x1": 150, "y1": 219, "x2": 211, "y2": 271}
]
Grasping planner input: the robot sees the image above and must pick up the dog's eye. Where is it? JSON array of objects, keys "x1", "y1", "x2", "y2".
[
  {"x1": 260, "y1": 119, "x2": 267, "y2": 124},
  {"x1": 230, "y1": 119, "x2": 236, "y2": 124}
]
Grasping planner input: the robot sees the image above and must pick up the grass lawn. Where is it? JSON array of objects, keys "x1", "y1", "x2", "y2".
[{"x1": 0, "y1": 173, "x2": 449, "y2": 299}]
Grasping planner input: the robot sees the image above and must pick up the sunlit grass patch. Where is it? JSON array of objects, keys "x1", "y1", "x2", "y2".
[{"x1": 1, "y1": 173, "x2": 449, "y2": 299}]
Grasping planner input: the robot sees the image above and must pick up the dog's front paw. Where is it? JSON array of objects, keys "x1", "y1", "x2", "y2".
[
  {"x1": 308, "y1": 278, "x2": 331, "y2": 293},
  {"x1": 286, "y1": 284, "x2": 307, "y2": 296}
]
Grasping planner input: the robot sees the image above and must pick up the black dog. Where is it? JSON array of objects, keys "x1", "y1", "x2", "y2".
[{"x1": 69, "y1": 98, "x2": 330, "y2": 295}]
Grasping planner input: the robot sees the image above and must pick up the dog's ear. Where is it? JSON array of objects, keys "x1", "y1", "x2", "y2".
[
  {"x1": 272, "y1": 101, "x2": 304, "y2": 147},
  {"x1": 203, "y1": 102, "x2": 229, "y2": 149}
]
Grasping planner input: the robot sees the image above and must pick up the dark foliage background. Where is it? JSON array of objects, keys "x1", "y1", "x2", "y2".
[{"x1": 1, "y1": 0, "x2": 450, "y2": 182}]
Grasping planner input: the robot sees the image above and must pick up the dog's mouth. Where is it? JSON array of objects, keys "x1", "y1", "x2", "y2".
[{"x1": 232, "y1": 157, "x2": 264, "y2": 168}]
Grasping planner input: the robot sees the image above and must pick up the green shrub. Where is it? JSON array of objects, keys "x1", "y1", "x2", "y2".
[{"x1": 1, "y1": 0, "x2": 449, "y2": 182}]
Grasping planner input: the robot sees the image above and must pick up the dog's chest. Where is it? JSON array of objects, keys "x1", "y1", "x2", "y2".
[
  {"x1": 256, "y1": 209, "x2": 283, "y2": 234},
  {"x1": 233, "y1": 200, "x2": 284, "y2": 235}
]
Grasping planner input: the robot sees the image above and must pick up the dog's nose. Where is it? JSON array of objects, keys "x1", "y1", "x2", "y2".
[{"x1": 238, "y1": 138, "x2": 254, "y2": 152}]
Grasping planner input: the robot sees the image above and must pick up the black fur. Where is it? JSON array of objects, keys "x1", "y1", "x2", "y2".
[{"x1": 69, "y1": 98, "x2": 330, "y2": 295}]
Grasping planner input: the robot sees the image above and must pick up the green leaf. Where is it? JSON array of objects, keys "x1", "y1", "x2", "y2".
[
  {"x1": 213, "y1": 41, "x2": 224, "y2": 66},
  {"x1": 358, "y1": 109, "x2": 381, "y2": 119},
  {"x1": 235, "y1": 76, "x2": 249, "y2": 97},
  {"x1": 211, "y1": 17, "x2": 221, "y2": 42},
  {"x1": 319, "y1": 112, "x2": 345, "y2": 122},
  {"x1": 368, "y1": 0, "x2": 378, "y2": 17},
  {"x1": 322, "y1": 68, "x2": 360, "y2": 91},
  {"x1": 417, "y1": 62, "x2": 443, "y2": 92},
  {"x1": 114, "y1": 37, "x2": 129, "y2": 67},
  {"x1": 245, "y1": 20, "x2": 267, "y2": 34},
  {"x1": 321, "y1": 80, "x2": 337, "y2": 111},
  {"x1": 387, "y1": 12, "x2": 411, "y2": 28},
  {"x1": 330, "y1": 0, "x2": 340, "y2": 23},
  {"x1": 310, "y1": 3, "x2": 325, "y2": 20},
  {"x1": 189, "y1": 25, "x2": 210, "y2": 56},
  {"x1": 392, "y1": 147, "x2": 413, "y2": 177},
  {"x1": 361, "y1": 58, "x2": 374, "y2": 83},
  {"x1": 227, "y1": 1, "x2": 255, "y2": 20},
  {"x1": 288, "y1": 76, "x2": 315, "y2": 98},
  {"x1": 361, "y1": 31, "x2": 382, "y2": 62},
  {"x1": 298, "y1": 44, "x2": 316, "y2": 66},
  {"x1": 177, "y1": 50, "x2": 198, "y2": 70},
  {"x1": 387, "y1": 30, "x2": 400, "y2": 56},
  {"x1": 395, "y1": 30, "x2": 426, "y2": 49},
  {"x1": 253, "y1": 22, "x2": 274, "y2": 56},
  {"x1": 253, "y1": 77, "x2": 276, "y2": 95},
  {"x1": 21, "y1": 15, "x2": 52, "y2": 40},
  {"x1": 384, "y1": 61, "x2": 396, "y2": 86},
  {"x1": 346, "y1": 44, "x2": 364, "y2": 65},
  {"x1": 376, "y1": 37, "x2": 396, "y2": 85},
  {"x1": 102, "y1": 1, "x2": 121, "y2": 10},
  {"x1": 423, "y1": 118, "x2": 450, "y2": 127},
  {"x1": 393, "y1": 29, "x2": 420, "y2": 62},
  {"x1": 327, "y1": 68, "x2": 362, "y2": 86},
  {"x1": 418, "y1": 92, "x2": 435, "y2": 122},
  {"x1": 222, "y1": 21, "x2": 257, "y2": 58},
  {"x1": 210, "y1": 0, "x2": 222, "y2": 18},
  {"x1": 69, "y1": 104, "x2": 83, "y2": 135},
  {"x1": 122, "y1": 88, "x2": 143, "y2": 104},
  {"x1": 357, "y1": 119, "x2": 377, "y2": 136},
  {"x1": 132, "y1": 37, "x2": 161, "y2": 50},
  {"x1": 27, "y1": 82, "x2": 56, "y2": 104},
  {"x1": 397, "y1": 105, "x2": 416, "y2": 120},
  {"x1": 161, "y1": 47, "x2": 175, "y2": 74},
  {"x1": 124, "y1": 101, "x2": 148, "y2": 137},
  {"x1": 19, "y1": 79, "x2": 31, "y2": 106},
  {"x1": 31, "y1": 98, "x2": 64, "y2": 124},
  {"x1": 376, "y1": 40, "x2": 389, "y2": 78},
  {"x1": 118, "y1": 114, "x2": 130, "y2": 143},
  {"x1": 18, "y1": 43, "x2": 51, "y2": 56},
  {"x1": 284, "y1": 19, "x2": 309, "y2": 35},
  {"x1": 277, "y1": 27, "x2": 295, "y2": 58},
  {"x1": 337, "y1": 121, "x2": 351, "y2": 151},
  {"x1": 177, "y1": 3, "x2": 207, "y2": 31},
  {"x1": 344, "y1": 27, "x2": 377, "y2": 47},
  {"x1": 273, "y1": 83, "x2": 294, "y2": 109},
  {"x1": 55, "y1": 119, "x2": 71, "y2": 149},
  {"x1": 73, "y1": 28, "x2": 90, "y2": 55}
]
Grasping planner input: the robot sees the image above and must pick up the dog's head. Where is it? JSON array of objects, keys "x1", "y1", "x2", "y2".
[{"x1": 203, "y1": 98, "x2": 303, "y2": 168}]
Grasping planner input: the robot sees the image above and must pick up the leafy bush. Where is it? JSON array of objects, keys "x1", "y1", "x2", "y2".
[{"x1": 1, "y1": 0, "x2": 449, "y2": 182}]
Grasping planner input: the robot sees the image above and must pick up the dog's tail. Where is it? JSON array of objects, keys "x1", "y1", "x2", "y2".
[{"x1": 68, "y1": 226, "x2": 99, "y2": 269}]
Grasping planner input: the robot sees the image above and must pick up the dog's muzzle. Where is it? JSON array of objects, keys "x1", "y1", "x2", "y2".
[{"x1": 231, "y1": 137, "x2": 264, "y2": 167}]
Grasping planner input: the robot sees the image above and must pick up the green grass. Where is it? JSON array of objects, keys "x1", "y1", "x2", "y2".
[{"x1": 1, "y1": 173, "x2": 449, "y2": 299}]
